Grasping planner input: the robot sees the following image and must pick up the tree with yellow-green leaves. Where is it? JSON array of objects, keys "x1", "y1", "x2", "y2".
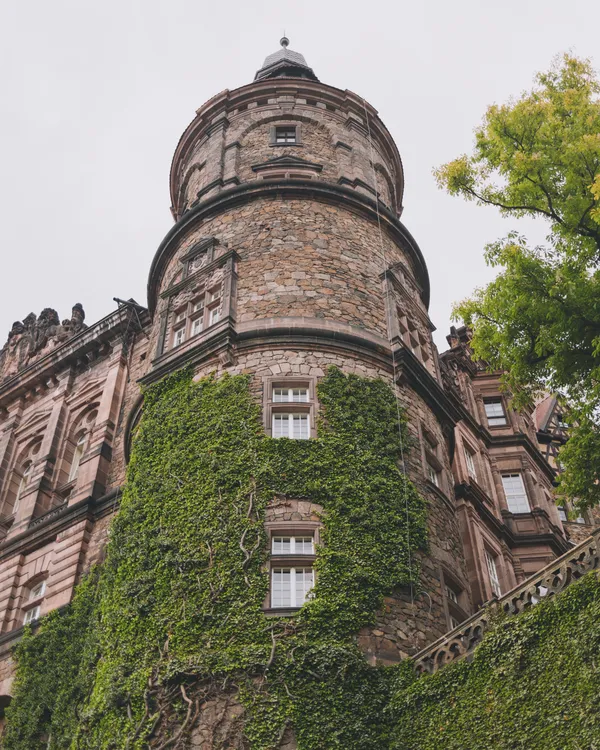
[{"x1": 435, "y1": 54, "x2": 600, "y2": 510}]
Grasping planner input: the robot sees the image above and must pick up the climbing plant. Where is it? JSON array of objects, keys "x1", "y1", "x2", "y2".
[{"x1": 2, "y1": 366, "x2": 427, "y2": 749}]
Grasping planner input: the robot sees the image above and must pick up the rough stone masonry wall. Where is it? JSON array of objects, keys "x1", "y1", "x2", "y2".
[
  {"x1": 151, "y1": 196, "x2": 426, "y2": 366},
  {"x1": 174, "y1": 88, "x2": 400, "y2": 218}
]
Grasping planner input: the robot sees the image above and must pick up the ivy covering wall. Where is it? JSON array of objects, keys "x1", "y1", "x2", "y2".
[
  {"x1": 2, "y1": 367, "x2": 427, "y2": 749},
  {"x1": 389, "y1": 570, "x2": 600, "y2": 749}
]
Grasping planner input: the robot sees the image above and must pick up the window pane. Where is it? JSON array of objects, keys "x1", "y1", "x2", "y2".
[
  {"x1": 502, "y1": 474, "x2": 531, "y2": 513},
  {"x1": 272, "y1": 569, "x2": 291, "y2": 607},
  {"x1": 174, "y1": 328, "x2": 185, "y2": 347},
  {"x1": 464, "y1": 449, "x2": 477, "y2": 479},
  {"x1": 191, "y1": 317, "x2": 203, "y2": 336},
  {"x1": 291, "y1": 388, "x2": 309, "y2": 402},
  {"x1": 426, "y1": 463, "x2": 439, "y2": 486},
  {"x1": 273, "y1": 388, "x2": 288, "y2": 403},
  {"x1": 272, "y1": 537, "x2": 291, "y2": 554},
  {"x1": 193, "y1": 297, "x2": 205, "y2": 312},
  {"x1": 292, "y1": 414, "x2": 309, "y2": 439},
  {"x1": 24, "y1": 606, "x2": 40, "y2": 625},
  {"x1": 30, "y1": 582, "x2": 45, "y2": 600},
  {"x1": 484, "y1": 400, "x2": 507, "y2": 425},
  {"x1": 445, "y1": 585, "x2": 458, "y2": 604},
  {"x1": 272, "y1": 414, "x2": 288, "y2": 438},
  {"x1": 295, "y1": 568, "x2": 314, "y2": 606},
  {"x1": 209, "y1": 308, "x2": 220, "y2": 325},
  {"x1": 295, "y1": 537, "x2": 314, "y2": 554},
  {"x1": 485, "y1": 551, "x2": 501, "y2": 597}
]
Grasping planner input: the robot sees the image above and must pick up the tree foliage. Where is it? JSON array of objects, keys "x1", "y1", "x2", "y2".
[{"x1": 435, "y1": 54, "x2": 600, "y2": 509}]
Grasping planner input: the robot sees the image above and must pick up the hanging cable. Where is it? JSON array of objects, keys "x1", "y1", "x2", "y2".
[{"x1": 361, "y1": 97, "x2": 417, "y2": 639}]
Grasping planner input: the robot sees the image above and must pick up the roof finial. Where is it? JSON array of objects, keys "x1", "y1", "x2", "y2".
[{"x1": 280, "y1": 35, "x2": 289, "y2": 48}]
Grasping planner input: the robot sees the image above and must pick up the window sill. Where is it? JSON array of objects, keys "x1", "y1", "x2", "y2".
[
  {"x1": 263, "y1": 607, "x2": 301, "y2": 617},
  {"x1": 270, "y1": 554, "x2": 316, "y2": 564},
  {"x1": 269, "y1": 142, "x2": 303, "y2": 148}
]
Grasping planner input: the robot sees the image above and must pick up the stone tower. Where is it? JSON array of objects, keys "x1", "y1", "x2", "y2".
[{"x1": 139, "y1": 37, "x2": 470, "y2": 660}]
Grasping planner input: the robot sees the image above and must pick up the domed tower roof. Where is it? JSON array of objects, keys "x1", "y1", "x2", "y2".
[{"x1": 254, "y1": 37, "x2": 319, "y2": 82}]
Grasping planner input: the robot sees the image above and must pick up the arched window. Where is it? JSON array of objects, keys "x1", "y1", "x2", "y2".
[{"x1": 68, "y1": 432, "x2": 87, "y2": 482}]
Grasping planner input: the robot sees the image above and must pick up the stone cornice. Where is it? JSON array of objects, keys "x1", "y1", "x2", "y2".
[
  {"x1": 170, "y1": 78, "x2": 404, "y2": 213},
  {"x1": 148, "y1": 180, "x2": 430, "y2": 316},
  {"x1": 0, "y1": 488, "x2": 120, "y2": 564}
]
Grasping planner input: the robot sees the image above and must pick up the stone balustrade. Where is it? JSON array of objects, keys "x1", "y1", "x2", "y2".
[{"x1": 413, "y1": 525, "x2": 600, "y2": 674}]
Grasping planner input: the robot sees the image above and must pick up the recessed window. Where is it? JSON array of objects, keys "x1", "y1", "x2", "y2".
[
  {"x1": 30, "y1": 581, "x2": 46, "y2": 600},
  {"x1": 445, "y1": 584, "x2": 459, "y2": 604},
  {"x1": 464, "y1": 446, "x2": 477, "y2": 480},
  {"x1": 485, "y1": 550, "x2": 502, "y2": 597},
  {"x1": 209, "y1": 307, "x2": 221, "y2": 325},
  {"x1": 501, "y1": 474, "x2": 531, "y2": 513},
  {"x1": 272, "y1": 413, "x2": 309, "y2": 440},
  {"x1": 275, "y1": 126, "x2": 297, "y2": 144},
  {"x1": 426, "y1": 462, "x2": 440, "y2": 487},
  {"x1": 273, "y1": 387, "x2": 309, "y2": 403},
  {"x1": 272, "y1": 536, "x2": 314, "y2": 555},
  {"x1": 484, "y1": 399, "x2": 507, "y2": 427},
  {"x1": 14, "y1": 461, "x2": 33, "y2": 514},
  {"x1": 557, "y1": 506, "x2": 567, "y2": 522},
  {"x1": 173, "y1": 327, "x2": 186, "y2": 347},
  {"x1": 23, "y1": 606, "x2": 41, "y2": 625},
  {"x1": 449, "y1": 615, "x2": 461, "y2": 629},
  {"x1": 271, "y1": 567, "x2": 314, "y2": 608},
  {"x1": 68, "y1": 432, "x2": 87, "y2": 482}
]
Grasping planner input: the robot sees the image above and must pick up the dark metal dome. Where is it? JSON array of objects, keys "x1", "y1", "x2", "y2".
[{"x1": 254, "y1": 37, "x2": 318, "y2": 82}]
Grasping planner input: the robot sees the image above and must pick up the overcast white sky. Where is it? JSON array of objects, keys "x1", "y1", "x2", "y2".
[{"x1": 0, "y1": 0, "x2": 597, "y2": 349}]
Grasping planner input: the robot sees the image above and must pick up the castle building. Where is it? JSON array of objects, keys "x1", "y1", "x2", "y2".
[{"x1": 0, "y1": 39, "x2": 591, "y2": 721}]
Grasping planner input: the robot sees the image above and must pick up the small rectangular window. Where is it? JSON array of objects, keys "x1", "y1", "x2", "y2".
[
  {"x1": 501, "y1": 474, "x2": 531, "y2": 513},
  {"x1": 464, "y1": 447, "x2": 477, "y2": 479},
  {"x1": 485, "y1": 550, "x2": 502, "y2": 597},
  {"x1": 272, "y1": 536, "x2": 314, "y2": 555},
  {"x1": 173, "y1": 327, "x2": 185, "y2": 347},
  {"x1": 24, "y1": 606, "x2": 41, "y2": 625},
  {"x1": 273, "y1": 387, "x2": 309, "y2": 403},
  {"x1": 193, "y1": 297, "x2": 205, "y2": 313},
  {"x1": 445, "y1": 585, "x2": 459, "y2": 604},
  {"x1": 484, "y1": 399, "x2": 507, "y2": 426},
  {"x1": 426, "y1": 462, "x2": 439, "y2": 487},
  {"x1": 273, "y1": 413, "x2": 309, "y2": 440},
  {"x1": 272, "y1": 567, "x2": 314, "y2": 608},
  {"x1": 209, "y1": 308, "x2": 221, "y2": 326},
  {"x1": 174, "y1": 310, "x2": 186, "y2": 324},
  {"x1": 557, "y1": 506, "x2": 567, "y2": 522},
  {"x1": 191, "y1": 316, "x2": 204, "y2": 336},
  {"x1": 275, "y1": 126, "x2": 297, "y2": 143},
  {"x1": 30, "y1": 582, "x2": 46, "y2": 600}
]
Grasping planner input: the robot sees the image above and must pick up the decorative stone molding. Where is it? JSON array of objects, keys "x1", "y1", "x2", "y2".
[
  {"x1": 413, "y1": 526, "x2": 600, "y2": 674},
  {"x1": 0, "y1": 305, "x2": 86, "y2": 382}
]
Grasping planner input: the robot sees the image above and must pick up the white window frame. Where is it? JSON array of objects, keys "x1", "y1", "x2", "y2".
[
  {"x1": 272, "y1": 413, "x2": 310, "y2": 440},
  {"x1": 23, "y1": 606, "x2": 41, "y2": 625},
  {"x1": 272, "y1": 536, "x2": 314, "y2": 555},
  {"x1": 273, "y1": 387, "x2": 309, "y2": 403},
  {"x1": 485, "y1": 550, "x2": 502, "y2": 597},
  {"x1": 501, "y1": 474, "x2": 531, "y2": 514},
  {"x1": 445, "y1": 584, "x2": 459, "y2": 604},
  {"x1": 484, "y1": 399, "x2": 507, "y2": 427},
  {"x1": 464, "y1": 446, "x2": 477, "y2": 479},
  {"x1": 208, "y1": 307, "x2": 221, "y2": 326},
  {"x1": 30, "y1": 581, "x2": 46, "y2": 600},
  {"x1": 173, "y1": 326, "x2": 186, "y2": 348},
  {"x1": 271, "y1": 567, "x2": 314, "y2": 608},
  {"x1": 426, "y1": 461, "x2": 439, "y2": 487}
]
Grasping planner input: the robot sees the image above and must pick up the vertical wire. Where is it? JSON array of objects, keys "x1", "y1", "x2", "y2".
[{"x1": 361, "y1": 97, "x2": 417, "y2": 630}]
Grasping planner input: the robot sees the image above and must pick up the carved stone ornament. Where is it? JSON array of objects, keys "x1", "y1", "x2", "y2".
[{"x1": 0, "y1": 304, "x2": 87, "y2": 381}]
